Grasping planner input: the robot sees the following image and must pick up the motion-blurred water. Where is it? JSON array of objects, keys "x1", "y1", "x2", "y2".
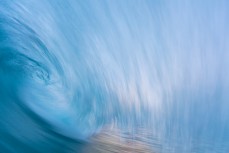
[{"x1": 0, "y1": 0, "x2": 229, "y2": 152}]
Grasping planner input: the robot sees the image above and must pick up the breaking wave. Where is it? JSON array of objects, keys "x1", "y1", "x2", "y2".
[{"x1": 0, "y1": 0, "x2": 229, "y2": 152}]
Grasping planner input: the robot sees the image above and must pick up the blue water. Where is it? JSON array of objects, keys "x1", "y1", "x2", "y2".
[{"x1": 0, "y1": 0, "x2": 229, "y2": 152}]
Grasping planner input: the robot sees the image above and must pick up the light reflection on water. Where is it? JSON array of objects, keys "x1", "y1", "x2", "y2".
[{"x1": 87, "y1": 127, "x2": 229, "y2": 153}]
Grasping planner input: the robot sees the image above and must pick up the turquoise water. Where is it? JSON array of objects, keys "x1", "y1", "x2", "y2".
[{"x1": 0, "y1": 0, "x2": 229, "y2": 152}]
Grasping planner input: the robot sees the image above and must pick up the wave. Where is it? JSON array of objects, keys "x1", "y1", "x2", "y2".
[{"x1": 0, "y1": 0, "x2": 229, "y2": 152}]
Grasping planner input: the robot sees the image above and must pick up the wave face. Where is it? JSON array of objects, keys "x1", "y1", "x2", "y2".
[{"x1": 0, "y1": 0, "x2": 229, "y2": 152}]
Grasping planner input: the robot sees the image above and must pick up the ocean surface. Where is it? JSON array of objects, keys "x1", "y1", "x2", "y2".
[{"x1": 0, "y1": 0, "x2": 229, "y2": 152}]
